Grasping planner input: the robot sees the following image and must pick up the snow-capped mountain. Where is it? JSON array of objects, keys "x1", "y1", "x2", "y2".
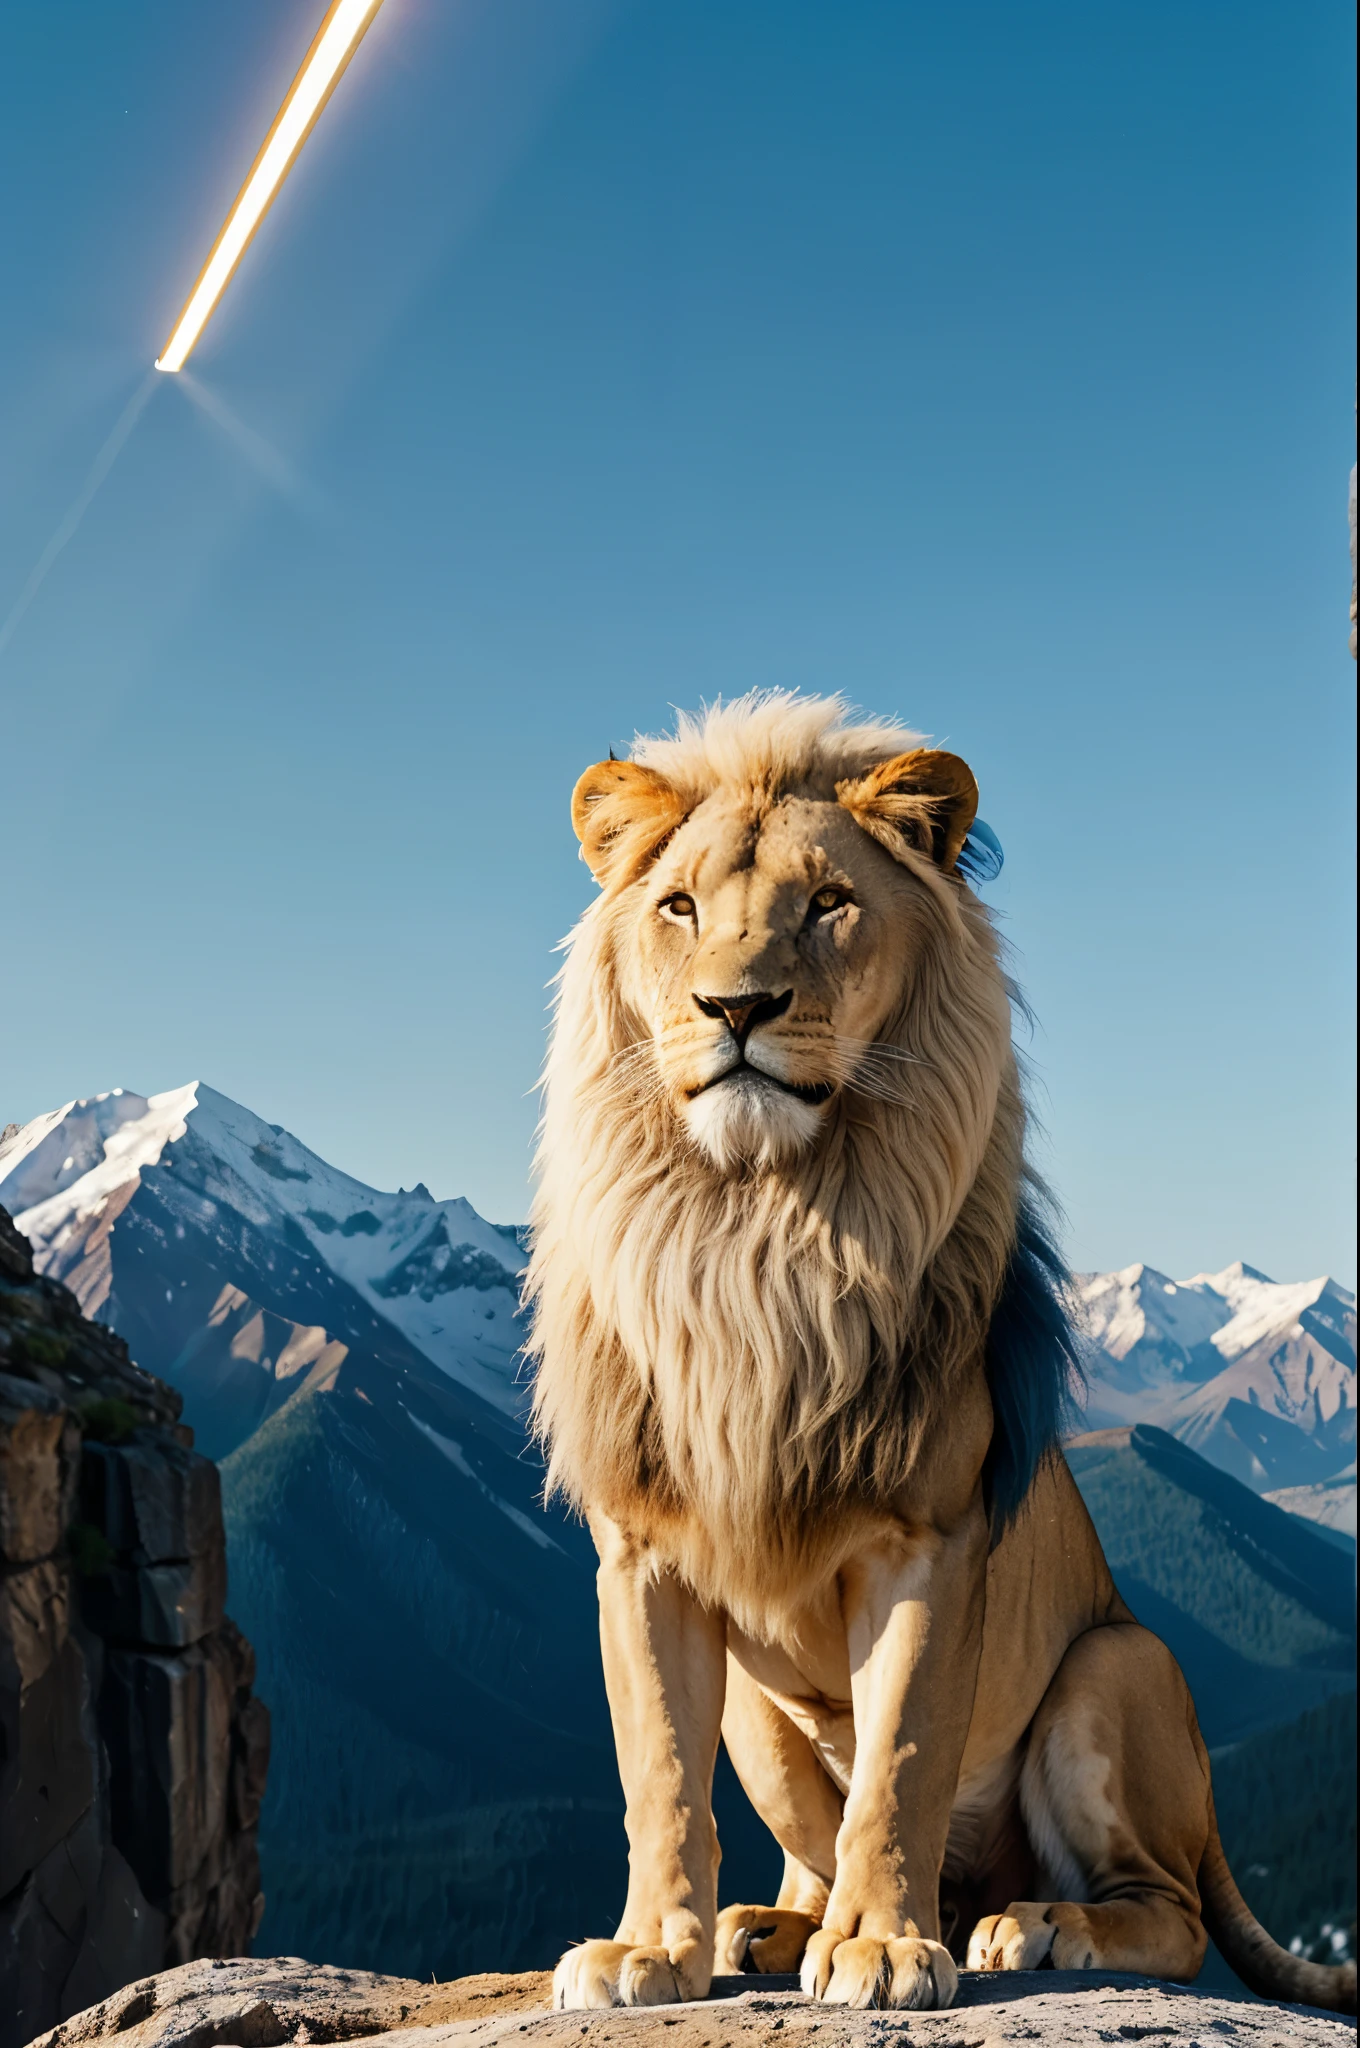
[
  {"x1": 1077, "y1": 1260, "x2": 1356, "y2": 1500},
  {"x1": 0, "y1": 1083, "x2": 527, "y2": 1428}
]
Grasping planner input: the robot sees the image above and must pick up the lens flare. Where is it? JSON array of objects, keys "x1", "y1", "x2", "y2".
[
  {"x1": 156, "y1": 0, "x2": 386, "y2": 373},
  {"x1": 178, "y1": 371, "x2": 327, "y2": 515},
  {"x1": 0, "y1": 374, "x2": 159, "y2": 660}
]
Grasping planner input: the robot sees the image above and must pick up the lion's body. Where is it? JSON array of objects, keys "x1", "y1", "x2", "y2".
[{"x1": 528, "y1": 695, "x2": 1355, "y2": 2016}]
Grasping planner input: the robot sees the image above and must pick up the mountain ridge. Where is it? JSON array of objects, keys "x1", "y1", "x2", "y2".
[
  {"x1": 0, "y1": 1084, "x2": 527, "y2": 1426},
  {"x1": 1075, "y1": 1259, "x2": 1356, "y2": 1512},
  {"x1": 2, "y1": 1083, "x2": 1354, "y2": 1522}
]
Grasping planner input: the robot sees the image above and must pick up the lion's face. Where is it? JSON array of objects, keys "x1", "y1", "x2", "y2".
[
  {"x1": 571, "y1": 741, "x2": 987, "y2": 1173},
  {"x1": 629, "y1": 794, "x2": 932, "y2": 1168}
]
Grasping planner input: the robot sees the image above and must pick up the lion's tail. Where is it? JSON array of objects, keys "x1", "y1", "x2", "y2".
[{"x1": 1198, "y1": 1794, "x2": 1356, "y2": 2014}]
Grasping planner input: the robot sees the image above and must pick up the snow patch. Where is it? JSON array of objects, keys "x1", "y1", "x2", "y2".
[{"x1": 1263, "y1": 1468, "x2": 1357, "y2": 1541}]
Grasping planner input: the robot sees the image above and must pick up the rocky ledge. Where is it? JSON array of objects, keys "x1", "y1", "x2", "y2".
[{"x1": 25, "y1": 1959, "x2": 1358, "y2": 2048}]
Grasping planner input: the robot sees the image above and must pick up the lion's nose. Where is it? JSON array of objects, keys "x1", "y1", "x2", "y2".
[{"x1": 693, "y1": 989, "x2": 793, "y2": 1048}]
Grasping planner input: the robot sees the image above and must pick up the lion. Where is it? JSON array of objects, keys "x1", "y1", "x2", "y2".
[{"x1": 525, "y1": 693, "x2": 1356, "y2": 2017}]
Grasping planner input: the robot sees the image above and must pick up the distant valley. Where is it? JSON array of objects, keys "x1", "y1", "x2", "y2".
[{"x1": 0, "y1": 1084, "x2": 1353, "y2": 1979}]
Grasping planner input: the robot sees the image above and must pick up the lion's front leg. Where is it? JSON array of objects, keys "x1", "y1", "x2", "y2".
[
  {"x1": 801, "y1": 1502, "x2": 988, "y2": 2011},
  {"x1": 555, "y1": 1509, "x2": 727, "y2": 2011}
]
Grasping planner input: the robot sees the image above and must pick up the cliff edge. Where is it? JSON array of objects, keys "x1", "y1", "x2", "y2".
[{"x1": 0, "y1": 1205, "x2": 269, "y2": 2048}]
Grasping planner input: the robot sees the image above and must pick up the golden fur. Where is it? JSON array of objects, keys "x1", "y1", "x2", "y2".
[{"x1": 527, "y1": 693, "x2": 1020, "y2": 1630}]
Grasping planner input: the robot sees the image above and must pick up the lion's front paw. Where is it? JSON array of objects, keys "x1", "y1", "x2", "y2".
[
  {"x1": 715, "y1": 1905, "x2": 821, "y2": 1974},
  {"x1": 800, "y1": 1931, "x2": 958, "y2": 2009},
  {"x1": 554, "y1": 1939, "x2": 705, "y2": 2009},
  {"x1": 967, "y1": 1903, "x2": 1058, "y2": 1972}
]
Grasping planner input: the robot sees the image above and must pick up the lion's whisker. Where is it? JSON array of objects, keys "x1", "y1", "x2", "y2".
[
  {"x1": 601, "y1": 1029, "x2": 927, "y2": 1114},
  {"x1": 830, "y1": 1035, "x2": 932, "y2": 1069}
]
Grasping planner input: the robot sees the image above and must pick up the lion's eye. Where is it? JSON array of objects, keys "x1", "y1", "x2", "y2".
[
  {"x1": 808, "y1": 887, "x2": 849, "y2": 919},
  {"x1": 659, "y1": 893, "x2": 697, "y2": 924}
]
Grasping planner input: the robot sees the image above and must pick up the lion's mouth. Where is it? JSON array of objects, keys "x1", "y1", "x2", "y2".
[{"x1": 687, "y1": 1063, "x2": 836, "y2": 1108}]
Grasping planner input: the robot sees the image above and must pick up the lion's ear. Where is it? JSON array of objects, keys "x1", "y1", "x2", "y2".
[
  {"x1": 571, "y1": 759, "x2": 688, "y2": 884},
  {"x1": 836, "y1": 749, "x2": 979, "y2": 873}
]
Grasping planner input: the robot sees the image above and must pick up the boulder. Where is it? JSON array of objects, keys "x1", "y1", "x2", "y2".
[{"x1": 24, "y1": 1958, "x2": 553, "y2": 2048}]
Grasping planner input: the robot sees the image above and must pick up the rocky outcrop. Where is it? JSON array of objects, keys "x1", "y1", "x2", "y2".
[
  {"x1": 0, "y1": 1206, "x2": 269, "y2": 2048},
  {"x1": 24, "y1": 1958, "x2": 554, "y2": 2047},
  {"x1": 22, "y1": 1960, "x2": 1358, "y2": 2048}
]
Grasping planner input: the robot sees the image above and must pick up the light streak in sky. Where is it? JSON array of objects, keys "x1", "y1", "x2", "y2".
[
  {"x1": 0, "y1": 374, "x2": 159, "y2": 661},
  {"x1": 156, "y1": 0, "x2": 387, "y2": 373}
]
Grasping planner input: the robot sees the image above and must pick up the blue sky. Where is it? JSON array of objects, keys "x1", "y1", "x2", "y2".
[{"x1": 1, "y1": 0, "x2": 1355, "y2": 1282}]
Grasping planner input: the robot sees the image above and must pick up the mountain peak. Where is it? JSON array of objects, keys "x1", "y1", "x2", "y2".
[
  {"x1": 1077, "y1": 1254, "x2": 1356, "y2": 1509},
  {"x1": 0, "y1": 1082, "x2": 526, "y2": 1417},
  {"x1": 1185, "y1": 1259, "x2": 1277, "y2": 1289}
]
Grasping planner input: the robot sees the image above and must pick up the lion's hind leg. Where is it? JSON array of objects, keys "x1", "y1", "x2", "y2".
[
  {"x1": 967, "y1": 1622, "x2": 1208, "y2": 1981},
  {"x1": 716, "y1": 1892, "x2": 825, "y2": 1974},
  {"x1": 716, "y1": 1656, "x2": 841, "y2": 1975}
]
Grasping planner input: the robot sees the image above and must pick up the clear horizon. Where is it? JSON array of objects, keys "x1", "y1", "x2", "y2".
[{"x1": 1, "y1": 0, "x2": 1355, "y2": 1286}]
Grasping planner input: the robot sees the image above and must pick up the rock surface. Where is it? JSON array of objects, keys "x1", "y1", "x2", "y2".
[
  {"x1": 0, "y1": 1207, "x2": 269, "y2": 2048},
  {"x1": 23, "y1": 1960, "x2": 1357, "y2": 2048},
  {"x1": 25, "y1": 1959, "x2": 555, "y2": 2048}
]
